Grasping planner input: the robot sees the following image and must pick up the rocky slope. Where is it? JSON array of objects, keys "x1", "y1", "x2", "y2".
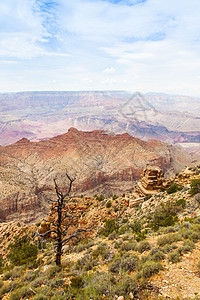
[
  {"x1": 0, "y1": 128, "x2": 197, "y2": 223},
  {"x1": 0, "y1": 167, "x2": 200, "y2": 299}
]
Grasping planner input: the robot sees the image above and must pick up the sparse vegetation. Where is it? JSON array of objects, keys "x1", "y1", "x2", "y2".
[
  {"x1": 99, "y1": 219, "x2": 119, "y2": 237},
  {"x1": 137, "y1": 240, "x2": 151, "y2": 253},
  {"x1": 149, "y1": 201, "x2": 182, "y2": 231},
  {"x1": 140, "y1": 261, "x2": 163, "y2": 278},
  {"x1": 0, "y1": 165, "x2": 200, "y2": 299},
  {"x1": 189, "y1": 179, "x2": 200, "y2": 196},
  {"x1": 167, "y1": 183, "x2": 183, "y2": 194},
  {"x1": 7, "y1": 235, "x2": 38, "y2": 267},
  {"x1": 168, "y1": 250, "x2": 181, "y2": 263},
  {"x1": 95, "y1": 194, "x2": 105, "y2": 201},
  {"x1": 106, "y1": 200, "x2": 112, "y2": 208},
  {"x1": 157, "y1": 233, "x2": 182, "y2": 247}
]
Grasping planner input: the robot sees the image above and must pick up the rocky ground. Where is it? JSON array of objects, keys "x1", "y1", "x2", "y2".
[{"x1": 0, "y1": 166, "x2": 200, "y2": 299}]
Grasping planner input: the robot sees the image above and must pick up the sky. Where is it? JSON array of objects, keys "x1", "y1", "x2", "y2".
[{"x1": 0, "y1": 0, "x2": 200, "y2": 96}]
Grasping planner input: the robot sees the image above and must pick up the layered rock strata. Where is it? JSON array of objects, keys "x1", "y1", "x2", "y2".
[
  {"x1": 129, "y1": 166, "x2": 171, "y2": 207},
  {"x1": 0, "y1": 128, "x2": 194, "y2": 223}
]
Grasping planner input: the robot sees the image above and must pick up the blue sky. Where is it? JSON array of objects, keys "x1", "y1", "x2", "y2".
[{"x1": 0, "y1": 0, "x2": 200, "y2": 96}]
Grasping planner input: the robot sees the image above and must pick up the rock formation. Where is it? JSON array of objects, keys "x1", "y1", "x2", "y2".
[{"x1": 129, "y1": 166, "x2": 171, "y2": 207}]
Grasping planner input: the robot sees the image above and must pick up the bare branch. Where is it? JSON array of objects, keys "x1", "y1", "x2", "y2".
[
  {"x1": 54, "y1": 178, "x2": 63, "y2": 198},
  {"x1": 61, "y1": 212, "x2": 75, "y2": 223},
  {"x1": 62, "y1": 226, "x2": 96, "y2": 246},
  {"x1": 37, "y1": 229, "x2": 58, "y2": 237},
  {"x1": 43, "y1": 219, "x2": 58, "y2": 227},
  {"x1": 63, "y1": 173, "x2": 75, "y2": 198}
]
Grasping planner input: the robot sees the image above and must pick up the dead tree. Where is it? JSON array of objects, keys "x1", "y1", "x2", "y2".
[{"x1": 38, "y1": 173, "x2": 93, "y2": 266}]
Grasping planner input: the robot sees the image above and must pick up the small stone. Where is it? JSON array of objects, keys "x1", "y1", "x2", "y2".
[
  {"x1": 162, "y1": 279, "x2": 169, "y2": 284},
  {"x1": 117, "y1": 297, "x2": 125, "y2": 300},
  {"x1": 129, "y1": 292, "x2": 134, "y2": 299}
]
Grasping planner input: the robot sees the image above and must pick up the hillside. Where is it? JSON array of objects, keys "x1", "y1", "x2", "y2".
[
  {"x1": 0, "y1": 128, "x2": 196, "y2": 223},
  {"x1": 0, "y1": 166, "x2": 200, "y2": 299}
]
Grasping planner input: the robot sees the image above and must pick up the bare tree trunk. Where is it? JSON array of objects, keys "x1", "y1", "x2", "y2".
[
  {"x1": 55, "y1": 189, "x2": 63, "y2": 266},
  {"x1": 38, "y1": 174, "x2": 93, "y2": 267},
  {"x1": 55, "y1": 237, "x2": 62, "y2": 266}
]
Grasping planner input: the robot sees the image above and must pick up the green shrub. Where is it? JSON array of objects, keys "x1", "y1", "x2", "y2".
[
  {"x1": 168, "y1": 250, "x2": 181, "y2": 263},
  {"x1": 45, "y1": 265, "x2": 61, "y2": 279},
  {"x1": 149, "y1": 201, "x2": 180, "y2": 231},
  {"x1": 120, "y1": 241, "x2": 137, "y2": 252},
  {"x1": 157, "y1": 233, "x2": 181, "y2": 247},
  {"x1": 82, "y1": 256, "x2": 98, "y2": 271},
  {"x1": 10, "y1": 286, "x2": 34, "y2": 300},
  {"x1": 189, "y1": 179, "x2": 200, "y2": 195},
  {"x1": 145, "y1": 195, "x2": 152, "y2": 201},
  {"x1": 12, "y1": 266, "x2": 24, "y2": 279},
  {"x1": 109, "y1": 258, "x2": 121, "y2": 274},
  {"x1": 109, "y1": 254, "x2": 139, "y2": 274},
  {"x1": 135, "y1": 230, "x2": 147, "y2": 242},
  {"x1": 92, "y1": 244, "x2": 110, "y2": 260},
  {"x1": 50, "y1": 278, "x2": 64, "y2": 288},
  {"x1": 22, "y1": 270, "x2": 37, "y2": 282},
  {"x1": 176, "y1": 198, "x2": 186, "y2": 208},
  {"x1": 118, "y1": 224, "x2": 130, "y2": 235},
  {"x1": 0, "y1": 280, "x2": 4, "y2": 289},
  {"x1": 96, "y1": 194, "x2": 104, "y2": 201},
  {"x1": 150, "y1": 251, "x2": 165, "y2": 262},
  {"x1": 130, "y1": 220, "x2": 142, "y2": 233},
  {"x1": 167, "y1": 183, "x2": 183, "y2": 194},
  {"x1": 141, "y1": 261, "x2": 163, "y2": 278},
  {"x1": 115, "y1": 275, "x2": 138, "y2": 297},
  {"x1": 180, "y1": 228, "x2": 193, "y2": 239},
  {"x1": 162, "y1": 243, "x2": 178, "y2": 253},
  {"x1": 51, "y1": 293, "x2": 67, "y2": 300},
  {"x1": 191, "y1": 224, "x2": 200, "y2": 233},
  {"x1": 8, "y1": 235, "x2": 38, "y2": 266},
  {"x1": 74, "y1": 240, "x2": 94, "y2": 253},
  {"x1": 189, "y1": 231, "x2": 200, "y2": 242},
  {"x1": 179, "y1": 240, "x2": 195, "y2": 253},
  {"x1": 0, "y1": 256, "x2": 4, "y2": 268},
  {"x1": 180, "y1": 227, "x2": 200, "y2": 242},
  {"x1": 161, "y1": 225, "x2": 179, "y2": 234},
  {"x1": 108, "y1": 231, "x2": 118, "y2": 240},
  {"x1": 106, "y1": 200, "x2": 112, "y2": 208},
  {"x1": 129, "y1": 221, "x2": 147, "y2": 241},
  {"x1": 0, "y1": 283, "x2": 13, "y2": 298},
  {"x1": 3, "y1": 270, "x2": 12, "y2": 280},
  {"x1": 32, "y1": 295, "x2": 48, "y2": 300},
  {"x1": 137, "y1": 241, "x2": 151, "y2": 253},
  {"x1": 71, "y1": 276, "x2": 84, "y2": 289},
  {"x1": 35, "y1": 286, "x2": 53, "y2": 298},
  {"x1": 31, "y1": 277, "x2": 45, "y2": 288},
  {"x1": 99, "y1": 219, "x2": 119, "y2": 237},
  {"x1": 78, "y1": 272, "x2": 115, "y2": 299},
  {"x1": 120, "y1": 254, "x2": 139, "y2": 272}
]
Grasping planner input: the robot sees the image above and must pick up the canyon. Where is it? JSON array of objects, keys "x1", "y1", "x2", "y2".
[
  {"x1": 0, "y1": 128, "x2": 197, "y2": 223},
  {"x1": 0, "y1": 91, "x2": 200, "y2": 154}
]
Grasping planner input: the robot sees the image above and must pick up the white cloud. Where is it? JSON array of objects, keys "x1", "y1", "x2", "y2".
[
  {"x1": 103, "y1": 67, "x2": 116, "y2": 74},
  {"x1": 0, "y1": 0, "x2": 200, "y2": 96}
]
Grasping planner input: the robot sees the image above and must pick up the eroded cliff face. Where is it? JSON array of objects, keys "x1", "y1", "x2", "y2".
[{"x1": 0, "y1": 128, "x2": 195, "y2": 223}]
